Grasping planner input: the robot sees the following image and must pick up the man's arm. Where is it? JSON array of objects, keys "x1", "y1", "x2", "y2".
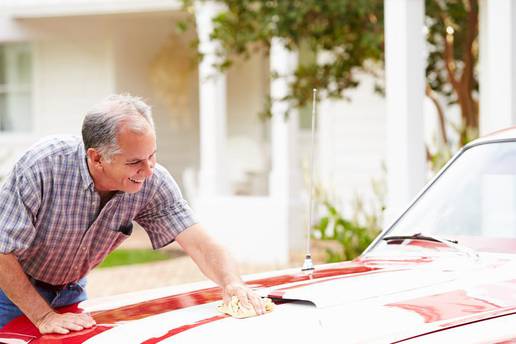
[
  {"x1": 0, "y1": 253, "x2": 95, "y2": 333},
  {"x1": 175, "y1": 224, "x2": 265, "y2": 315}
]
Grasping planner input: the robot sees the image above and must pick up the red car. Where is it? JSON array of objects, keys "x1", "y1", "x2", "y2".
[{"x1": 3, "y1": 128, "x2": 516, "y2": 343}]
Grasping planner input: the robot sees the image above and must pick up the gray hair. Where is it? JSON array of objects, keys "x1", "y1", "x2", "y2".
[{"x1": 82, "y1": 94, "x2": 155, "y2": 161}]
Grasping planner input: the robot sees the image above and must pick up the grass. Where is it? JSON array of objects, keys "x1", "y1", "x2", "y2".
[{"x1": 98, "y1": 248, "x2": 173, "y2": 268}]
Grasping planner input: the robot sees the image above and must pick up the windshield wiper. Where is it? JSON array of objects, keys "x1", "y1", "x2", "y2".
[
  {"x1": 382, "y1": 233, "x2": 479, "y2": 261},
  {"x1": 383, "y1": 233, "x2": 458, "y2": 244}
]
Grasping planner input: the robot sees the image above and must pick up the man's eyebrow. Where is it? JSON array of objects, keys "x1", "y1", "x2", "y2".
[{"x1": 126, "y1": 150, "x2": 157, "y2": 163}]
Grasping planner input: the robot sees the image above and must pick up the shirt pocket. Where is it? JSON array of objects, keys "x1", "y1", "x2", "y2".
[
  {"x1": 89, "y1": 222, "x2": 134, "y2": 269},
  {"x1": 114, "y1": 222, "x2": 133, "y2": 236}
]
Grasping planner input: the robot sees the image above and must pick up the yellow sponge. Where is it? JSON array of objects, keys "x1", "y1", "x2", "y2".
[{"x1": 217, "y1": 296, "x2": 275, "y2": 318}]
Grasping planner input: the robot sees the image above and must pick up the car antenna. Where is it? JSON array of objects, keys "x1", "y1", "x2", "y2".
[{"x1": 302, "y1": 88, "x2": 317, "y2": 272}]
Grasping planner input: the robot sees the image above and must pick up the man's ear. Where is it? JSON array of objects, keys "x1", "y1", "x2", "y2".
[{"x1": 86, "y1": 148, "x2": 103, "y2": 170}]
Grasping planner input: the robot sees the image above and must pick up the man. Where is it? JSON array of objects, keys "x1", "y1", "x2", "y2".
[{"x1": 0, "y1": 94, "x2": 264, "y2": 334}]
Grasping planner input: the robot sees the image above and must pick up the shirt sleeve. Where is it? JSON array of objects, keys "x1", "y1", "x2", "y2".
[
  {"x1": 0, "y1": 163, "x2": 41, "y2": 254},
  {"x1": 135, "y1": 166, "x2": 197, "y2": 249}
]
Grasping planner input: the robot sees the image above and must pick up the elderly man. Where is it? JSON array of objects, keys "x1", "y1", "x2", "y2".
[{"x1": 0, "y1": 95, "x2": 264, "y2": 334}]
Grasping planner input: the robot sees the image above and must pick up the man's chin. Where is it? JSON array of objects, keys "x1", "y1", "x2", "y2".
[{"x1": 124, "y1": 181, "x2": 145, "y2": 193}]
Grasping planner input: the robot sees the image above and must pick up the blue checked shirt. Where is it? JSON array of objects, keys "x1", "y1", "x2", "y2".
[{"x1": 0, "y1": 136, "x2": 197, "y2": 285}]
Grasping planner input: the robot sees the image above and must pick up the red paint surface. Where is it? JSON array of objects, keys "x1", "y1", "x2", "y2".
[
  {"x1": 387, "y1": 279, "x2": 516, "y2": 324},
  {"x1": 0, "y1": 262, "x2": 372, "y2": 342},
  {"x1": 389, "y1": 289, "x2": 498, "y2": 323},
  {"x1": 0, "y1": 332, "x2": 35, "y2": 342},
  {"x1": 454, "y1": 236, "x2": 516, "y2": 254},
  {"x1": 248, "y1": 263, "x2": 377, "y2": 289},
  {"x1": 34, "y1": 326, "x2": 113, "y2": 344},
  {"x1": 5, "y1": 261, "x2": 516, "y2": 343},
  {"x1": 141, "y1": 315, "x2": 227, "y2": 344},
  {"x1": 268, "y1": 268, "x2": 399, "y2": 299},
  {"x1": 1, "y1": 304, "x2": 83, "y2": 338},
  {"x1": 0, "y1": 288, "x2": 224, "y2": 343},
  {"x1": 0, "y1": 304, "x2": 114, "y2": 344},
  {"x1": 93, "y1": 286, "x2": 223, "y2": 323},
  {"x1": 387, "y1": 279, "x2": 516, "y2": 342}
]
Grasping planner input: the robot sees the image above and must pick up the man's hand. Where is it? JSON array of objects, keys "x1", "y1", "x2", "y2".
[
  {"x1": 176, "y1": 225, "x2": 266, "y2": 316},
  {"x1": 223, "y1": 282, "x2": 265, "y2": 316},
  {"x1": 36, "y1": 311, "x2": 96, "y2": 335}
]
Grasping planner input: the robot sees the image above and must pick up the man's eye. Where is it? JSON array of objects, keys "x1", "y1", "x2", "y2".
[{"x1": 127, "y1": 161, "x2": 140, "y2": 165}]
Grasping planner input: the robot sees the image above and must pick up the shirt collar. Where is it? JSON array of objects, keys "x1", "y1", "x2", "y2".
[{"x1": 77, "y1": 142, "x2": 94, "y2": 191}]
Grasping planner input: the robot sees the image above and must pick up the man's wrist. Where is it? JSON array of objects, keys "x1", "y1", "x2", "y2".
[
  {"x1": 222, "y1": 277, "x2": 243, "y2": 288},
  {"x1": 33, "y1": 309, "x2": 55, "y2": 327}
]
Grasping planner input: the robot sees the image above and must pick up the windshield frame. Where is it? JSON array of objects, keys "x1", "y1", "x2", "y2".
[{"x1": 362, "y1": 137, "x2": 516, "y2": 257}]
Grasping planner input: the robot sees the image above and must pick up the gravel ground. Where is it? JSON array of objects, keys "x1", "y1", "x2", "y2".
[{"x1": 86, "y1": 228, "x2": 302, "y2": 298}]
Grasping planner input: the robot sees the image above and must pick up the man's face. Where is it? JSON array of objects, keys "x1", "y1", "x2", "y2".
[{"x1": 99, "y1": 125, "x2": 157, "y2": 193}]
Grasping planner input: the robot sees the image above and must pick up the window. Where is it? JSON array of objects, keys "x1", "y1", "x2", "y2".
[{"x1": 0, "y1": 43, "x2": 32, "y2": 132}]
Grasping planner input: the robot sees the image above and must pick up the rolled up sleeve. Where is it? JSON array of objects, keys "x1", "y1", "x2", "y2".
[{"x1": 135, "y1": 168, "x2": 197, "y2": 249}]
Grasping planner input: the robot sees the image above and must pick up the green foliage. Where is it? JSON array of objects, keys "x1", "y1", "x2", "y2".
[
  {"x1": 312, "y1": 175, "x2": 385, "y2": 262},
  {"x1": 181, "y1": 0, "x2": 479, "y2": 147},
  {"x1": 425, "y1": 0, "x2": 479, "y2": 104},
  {"x1": 428, "y1": 146, "x2": 453, "y2": 173},
  {"x1": 427, "y1": 124, "x2": 478, "y2": 173},
  {"x1": 181, "y1": 0, "x2": 384, "y2": 114},
  {"x1": 425, "y1": 0, "x2": 479, "y2": 147},
  {"x1": 98, "y1": 249, "x2": 172, "y2": 268}
]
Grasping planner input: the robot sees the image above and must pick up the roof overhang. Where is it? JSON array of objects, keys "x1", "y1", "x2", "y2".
[{"x1": 5, "y1": 0, "x2": 183, "y2": 19}]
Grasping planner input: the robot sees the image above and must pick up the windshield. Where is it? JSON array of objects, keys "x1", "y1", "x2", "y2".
[{"x1": 369, "y1": 140, "x2": 516, "y2": 255}]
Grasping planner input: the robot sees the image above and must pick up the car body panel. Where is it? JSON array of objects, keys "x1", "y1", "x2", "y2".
[
  {"x1": 3, "y1": 254, "x2": 516, "y2": 343},
  {"x1": 4, "y1": 129, "x2": 516, "y2": 342}
]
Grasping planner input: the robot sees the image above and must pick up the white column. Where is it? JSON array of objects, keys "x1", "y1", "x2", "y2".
[
  {"x1": 268, "y1": 38, "x2": 304, "y2": 257},
  {"x1": 384, "y1": 0, "x2": 426, "y2": 224},
  {"x1": 479, "y1": 0, "x2": 516, "y2": 135},
  {"x1": 269, "y1": 38, "x2": 300, "y2": 200},
  {"x1": 195, "y1": 1, "x2": 228, "y2": 196}
]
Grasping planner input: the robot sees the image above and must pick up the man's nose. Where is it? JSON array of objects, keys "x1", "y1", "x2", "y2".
[{"x1": 141, "y1": 159, "x2": 154, "y2": 177}]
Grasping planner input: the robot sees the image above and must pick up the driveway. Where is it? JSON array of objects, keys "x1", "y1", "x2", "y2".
[{"x1": 86, "y1": 228, "x2": 300, "y2": 298}]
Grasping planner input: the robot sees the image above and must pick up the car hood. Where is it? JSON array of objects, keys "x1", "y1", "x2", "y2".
[{"x1": 3, "y1": 255, "x2": 516, "y2": 343}]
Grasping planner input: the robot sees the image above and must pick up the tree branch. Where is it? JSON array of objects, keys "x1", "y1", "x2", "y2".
[{"x1": 425, "y1": 84, "x2": 448, "y2": 145}]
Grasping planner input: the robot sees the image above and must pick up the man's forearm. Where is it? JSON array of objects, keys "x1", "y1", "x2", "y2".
[
  {"x1": 176, "y1": 224, "x2": 266, "y2": 315},
  {"x1": 193, "y1": 241, "x2": 242, "y2": 287},
  {"x1": 0, "y1": 253, "x2": 53, "y2": 325},
  {"x1": 176, "y1": 224, "x2": 242, "y2": 287}
]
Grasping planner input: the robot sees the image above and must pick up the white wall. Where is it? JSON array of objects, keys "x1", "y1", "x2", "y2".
[
  {"x1": 1, "y1": 9, "x2": 274, "y2": 200},
  {"x1": 0, "y1": 15, "x2": 117, "y2": 171},
  {"x1": 0, "y1": 0, "x2": 182, "y2": 18},
  {"x1": 195, "y1": 196, "x2": 291, "y2": 264},
  {"x1": 226, "y1": 53, "x2": 270, "y2": 194},
  {"x1": 318, "y1": 73, "x2": 386, "y2": 214},
  {"x1": 227, "y1": 53, "x2": 269, "y2": 139},
  {"x1": 0, "y1": 13, "x2": 202, "y2": 192},
  {"x1": 0, "y1": 15, "x2": 31, "y2": 42},
  {"x1": 33, "y1": 39, "x2": 115, "y2": 136},
  {"x1": 317, "y1": 71, "x2": 461, "y2": 228},
  {"x1": 109, "y1": 14, "x2": 200, "y2": 186},
  {"x1": 4, "y1": 16, "x2": 119, "y2": 137}
]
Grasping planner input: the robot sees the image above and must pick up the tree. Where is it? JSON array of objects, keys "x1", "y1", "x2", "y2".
[
  {"x1": 425, "y1": 0, "x2": 479, "y2": 167},
  {"x1": 180, "y1": 0, "x2": 479, "y2": 261},
  {"x1": 183, "y1": 0, "x2": 479, "y2": 165},
  {"x1": 182, "y1": 0, "x2": 384, "y2": 113}
]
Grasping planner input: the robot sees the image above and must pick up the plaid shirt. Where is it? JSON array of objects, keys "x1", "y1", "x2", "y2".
[{"x1": 0, "y1": 136, "x2": 196, "y2": 285}]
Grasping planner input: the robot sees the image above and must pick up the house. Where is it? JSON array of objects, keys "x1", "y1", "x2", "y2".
[{"x1": 0, "y1": 0, "x2": 514, "y2": 264}]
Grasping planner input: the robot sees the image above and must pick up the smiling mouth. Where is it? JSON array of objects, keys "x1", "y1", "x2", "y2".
[{"x1": 129, "y1": 177, "x2": 144, "y2": 184}]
